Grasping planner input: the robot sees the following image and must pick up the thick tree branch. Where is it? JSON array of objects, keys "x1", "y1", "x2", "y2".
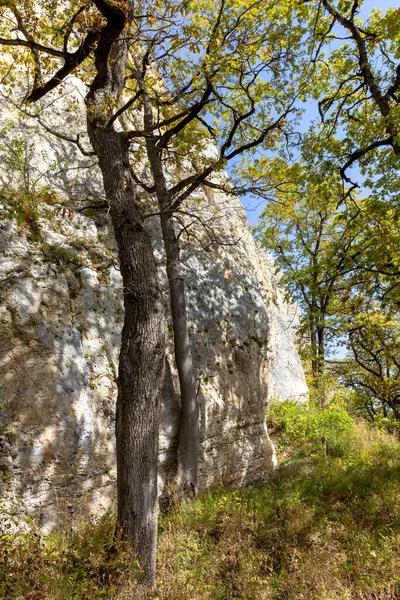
[
  {"x1": 26, "y1": 31, "x2": 100, "y2": 102},
  {"x1": 321, "y1": 0, "x2": 388, "y2": 115},
  {"x1": 340, "y1": 136, "x2": 393, "y2": 182},
  {"x1": 385, "y1": 64, "x2": 400, "y2": 102},
  {"x1": 321, "y1": 0, "x2": 400, "y2": 156},
  {"x1": 91, "y1": 0, "x2": 129, "y2": 22},
  {"x1": 0, "y1": 36, "x2": 68, "y2": 58}
]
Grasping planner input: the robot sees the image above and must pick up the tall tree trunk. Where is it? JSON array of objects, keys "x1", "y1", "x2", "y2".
[
  {"x1": 86, "y1": 10, "x2": 166, "y2": 585},
  {"x1": 309, "y1": 312, "x2": 318, "y2": 378},
  {"x1": 317, "y1": 326, "x2": 325, "y2": 373},
  {"x1": 160, "y1": 208, "x2": 199, "y2": 495},
  {"x1": 88, "y1": 124, "x2": 166, "y2": 585},
  {"x1": 315, "y1": 325, "x2": 326, "y2": 406},
  {"x1": 140, "y1": 84, "x2": 199, "y2": 493}
]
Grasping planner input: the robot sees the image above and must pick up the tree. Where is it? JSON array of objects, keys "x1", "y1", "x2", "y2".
[
  {"x1": 354, "y1": 196, "x2": 400, "y2": 309},
  {"x1": 305, "y1": 0, "x2": 400, "y2": 187},
  {"x1": 254, "y1": 156, "x2": 400, "y2": 409},
  {"x1": 255, "y1": 162, "x2": 365, "y2": 381},
  {"x1": 1, "y1": 0, "x2": 166, "y2": 585},
  {"x1": 240, "y1": 0, "x2": 400, "y2": 411},
  {"x1": 334, "y1": 310, "x2": 400, "y2": 423},
  {"x1": 111, "y1": 0, "x2": 310, "y2": 493},
  {"x1": 0, "y1": 0, "x2": 311, "y2": 584}
]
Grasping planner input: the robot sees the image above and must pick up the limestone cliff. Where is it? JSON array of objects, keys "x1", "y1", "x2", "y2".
[{"x1": 0, "y1": 98, "x2": 307, "y2": 531}]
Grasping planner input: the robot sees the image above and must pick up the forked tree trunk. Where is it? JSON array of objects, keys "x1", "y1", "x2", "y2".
[{"x1": 86, "y1": 16, "x2": 166, "y2": 586}]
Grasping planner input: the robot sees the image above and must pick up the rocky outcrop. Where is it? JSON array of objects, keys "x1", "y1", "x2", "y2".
[
  {"x1": 0, "y1": 93, "x2": 307, "y2": 531},
  {"x1": 265, "y1": 254, "x2": 309, "y2": 402}
]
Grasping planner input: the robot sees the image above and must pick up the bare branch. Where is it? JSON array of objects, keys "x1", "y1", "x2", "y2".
[
  {"x1": 62, "y1": 2, "x2": 90, "y2": 53},
  {"x1": 37, "y1": 118, "x2": 96, "y2": 156},
  {"x1": 156, "y1": 82, "x2": 214, "y2": 149},
  {"x1": 108, "y1": 90, "x2": 143, "y2": 127}
]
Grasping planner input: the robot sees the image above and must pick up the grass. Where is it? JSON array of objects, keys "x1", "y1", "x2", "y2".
[{"x1": 2, "y1": 402, "x2": 400, "y2": 599}]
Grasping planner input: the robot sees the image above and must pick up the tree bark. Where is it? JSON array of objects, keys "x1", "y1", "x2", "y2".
[
  {"x1": 88, "y1": 124, "x2": 166, "y2": 586},
  {"x1": 137, "y1": 78, "x2": 199, "y2": 496},
  {"x1": 317, "y1": 326, "x2": 325, "y2": 373},
  {"x1": 309, "y1": 311, "x2": 318, "y2": 378},
  {"x1": 148, "y1": 151, "x2": 199, "y2": 495},
  {"x1": 160, "y1": 208, "x2": 199, "y2": 495},
  {"x1": 86, "y1": 8, "x2": 166, "y2": 585}
]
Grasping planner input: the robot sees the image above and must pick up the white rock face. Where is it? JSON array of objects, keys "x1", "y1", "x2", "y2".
[
  {"x1": 0, "y1": 93, "x2": 307, "y2": 530},
  {"x1": 264, "y1": 255, "x2": 309, "y2": 401}
]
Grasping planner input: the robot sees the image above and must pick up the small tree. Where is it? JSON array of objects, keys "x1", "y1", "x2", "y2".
[
  {"x1": 335, "y1": 311, "x2": 400, "y2": 423},
  {"x1": 254, "y1": 162, "x2": 365, "y2": 381}
]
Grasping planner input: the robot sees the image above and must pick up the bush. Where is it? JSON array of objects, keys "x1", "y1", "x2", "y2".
[
  {"x1": 0, "y1": 513, "x2": 139, "y2": 600},
  {"x1": 267, "y1": 399, "x2": 356, "y2": 460}
]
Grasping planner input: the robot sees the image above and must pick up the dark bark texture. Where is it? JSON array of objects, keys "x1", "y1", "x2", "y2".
[
  {"x1": 86, "y1": 6, "x2": 166, "y2": 585},
  {"x1": 139, "y1": 83, "x2": 199, "y2": 495},
  {"x1": 160, "y1": 209, "x2": 199, "y2": 495},
  {"x1": 90, "y1": 128, "x2": 165, "y2": 584}
]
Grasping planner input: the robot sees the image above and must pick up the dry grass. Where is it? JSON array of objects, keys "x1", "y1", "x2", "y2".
[{"x1": 2, "y1": 405, "x2": 400, "y2": 600}]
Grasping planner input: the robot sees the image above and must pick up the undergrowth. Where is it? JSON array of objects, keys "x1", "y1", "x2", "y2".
[{"x1": 2, "y1": 401, "x2": 400, "y2": 599}]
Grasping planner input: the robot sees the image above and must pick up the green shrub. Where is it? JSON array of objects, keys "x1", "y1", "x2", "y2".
[{"x1": 267, "y1": 399, "x2": 356, "y2": 460}]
